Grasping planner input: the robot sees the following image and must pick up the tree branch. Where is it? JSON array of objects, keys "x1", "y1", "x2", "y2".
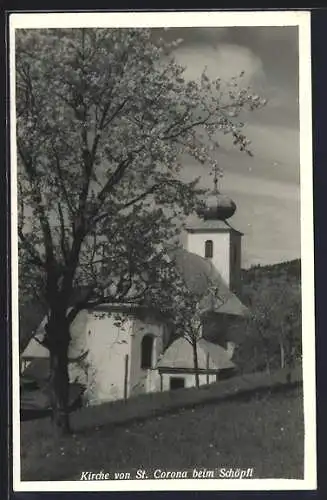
[
  {"x1": 92, "y1": 178, "x2": 186, "y2": 226},
  {"x1": 161, "y1": 113, "x2": 212, "y2": 141},
  {"x1": 18, "y1": 229, "x2": 46, "y2": 269},
  {"x1": 86, "y1": 152, "x2": 137, "y2": 226},
  {"x1": 57, "y1": 202, "x2": 70, "y2": 265},
  {"x1": 17, "y1": 140, "x2": 57, "y2": 290},
  {"x1": 52, "y1": 147, "x2": 76, "y2": 217}
]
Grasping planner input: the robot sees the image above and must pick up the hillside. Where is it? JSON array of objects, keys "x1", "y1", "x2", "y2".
[
  {"x1": 241, "y1": 259, "x2": 301, "y2": 287},
  {"x1": 21, "y1": 384, "x2": 303, "y2": 481}
]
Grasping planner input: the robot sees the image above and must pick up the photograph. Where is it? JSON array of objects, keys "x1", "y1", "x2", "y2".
[{"x1": 10, "y1": 10, "x2": 316, "y2": 492}]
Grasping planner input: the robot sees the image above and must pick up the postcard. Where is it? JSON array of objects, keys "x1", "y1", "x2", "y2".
[{"x1": 9, "y1": 10, "x2": 316, "y2": 492}]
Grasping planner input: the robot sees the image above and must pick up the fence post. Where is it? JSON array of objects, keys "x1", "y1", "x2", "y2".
[{"x1": 124, "y1": 354, "x2": 129, "y2": 400}]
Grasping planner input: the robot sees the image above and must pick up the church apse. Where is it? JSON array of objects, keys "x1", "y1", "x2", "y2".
[{"x1": 83, "y1": 311, "x2": 133, "y2": 404}]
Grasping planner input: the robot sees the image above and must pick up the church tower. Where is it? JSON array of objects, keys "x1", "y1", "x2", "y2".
[{"x1": 185, "y1": 176, "x2": 243, "y2": 294}]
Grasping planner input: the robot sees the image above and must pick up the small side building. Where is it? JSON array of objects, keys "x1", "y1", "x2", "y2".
[{"x1": 157, "y1": 337, "x2": 236, "y2": 391}]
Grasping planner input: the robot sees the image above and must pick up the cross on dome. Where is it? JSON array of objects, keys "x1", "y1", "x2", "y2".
[
  {"x1": 197, "y1": 163, "x2": 236, "y2": 221},
  {"x1": 213, "y1": 162, "x2": 222, "y2": 193}
]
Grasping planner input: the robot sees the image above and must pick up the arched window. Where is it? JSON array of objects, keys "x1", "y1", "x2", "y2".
[
  {"x1": 205, "y1": 240, "x2": 213, "y2": 258},
  {"x1": 141, "y1": 334, "x2": 154, "y2": 369}
]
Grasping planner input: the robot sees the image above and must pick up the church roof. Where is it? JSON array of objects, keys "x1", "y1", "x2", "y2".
[
  {"x1": 171, "y1": 247, "x2": 248, "y2": 317},
  {"x1": 22, "y1": 334, "x2": 85, "y2": 362},
  {"x1": 156, "y1": 337, "x2": 235, "y2": 370},
  {"x1": 22, "y1": 358, "x2": 50, "y2": 381},
  {"x1": 22, "y1": 337, "x2": 49, "y2": 360},
  {"x1": 22, "y1": 311, "x2": 89, "y2": 361},
  {"x1": 19, "y1": 301, "x2": 47, "y2": 353},
  {"x1": 186, "y1": 219, "x2": 243, "y2": 235}
]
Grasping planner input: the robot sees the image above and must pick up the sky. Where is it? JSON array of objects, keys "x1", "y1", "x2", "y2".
[
  {"x1": 16, "y1": 24, "x2": 302, "y2": 270},
  {"x1": 162, "y1": 27, "x2": 300, "y2": 268}
]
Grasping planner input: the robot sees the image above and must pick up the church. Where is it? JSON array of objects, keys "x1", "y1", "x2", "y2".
[{"x1": 21, "y1": 186, "x2": 248, "y2": 406}]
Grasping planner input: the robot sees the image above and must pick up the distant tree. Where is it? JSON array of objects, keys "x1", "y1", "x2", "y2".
[
  {"x1": 155, "y1": 266, "x2": 229, "y2": 388},
  {"x1": 16, "y1": 27, "x2": 265, "y2": 433},
  {"x1": 236, "y1": 275, "x2": 302, "y2": 376},
  {"x1": 166, "y1": 282, "x2": 204, "y2": 388}
]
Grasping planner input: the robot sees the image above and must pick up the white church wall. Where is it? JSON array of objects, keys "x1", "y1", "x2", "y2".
[
  {"x1": 186, "y1": 231, "x2": 231, "y2": 286},
  {"x1": 83, "y1": 312, "x2": 133, "y2": 404}
]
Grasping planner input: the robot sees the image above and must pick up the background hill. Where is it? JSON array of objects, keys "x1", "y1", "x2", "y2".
[{"x1": 241, "y1": 258, "x2": 301, "y2": 284}]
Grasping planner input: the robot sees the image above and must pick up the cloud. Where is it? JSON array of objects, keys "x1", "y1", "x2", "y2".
[
  {"x1": 155, "y1": 27, "x2": 229, "y2": 47},
  {"x1": 224, "y1": 122, "x2": 300, "y2": 183},
  {"x1": 164, "y1": 26, "x2": 299, "y2": 128},
  {"x1": 180, "y1": 120, "x2": 300, "y2": 187},
  {"x1": 174, "y1": 42, "x2": 265, "y2": 88},
  {"x1": 159, "y1": 26, "x2": 300, "y2": 266}
]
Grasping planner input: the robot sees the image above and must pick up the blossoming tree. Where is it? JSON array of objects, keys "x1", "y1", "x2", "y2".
[{"x1": 16, "y1": 27, "x2": 265, "y2": 433}]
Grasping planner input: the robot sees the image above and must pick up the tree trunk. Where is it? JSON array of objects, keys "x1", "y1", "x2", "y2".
[
  {"x1": 46, "y1": 314, "x2": 71, "y2": 435},
  {"x1": 264, "y1": 350, "x2": 271, "y2": 375},
  {"x1": 286, "y1": 331, "x2": 295, "y2": 383},
  {"x1": 192, "y1": 341, "x2": 200, "y2": 388},
  {"x1": 279, "y1": 337, "x2": 285, "y2": 369}
]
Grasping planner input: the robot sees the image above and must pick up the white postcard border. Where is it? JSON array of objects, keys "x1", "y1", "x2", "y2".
[{"x1": 9, "y1": 10, "x2": 316, "y2": 492}]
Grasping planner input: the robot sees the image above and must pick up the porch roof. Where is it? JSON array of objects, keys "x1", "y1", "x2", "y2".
[{"x1": 156, "y1": 337, "x2": 235, "y2": 371}]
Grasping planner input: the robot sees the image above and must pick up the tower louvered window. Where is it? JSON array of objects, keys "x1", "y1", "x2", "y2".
[{"x1": 205, "y1": 240, "x2": 213, "y2": 258}]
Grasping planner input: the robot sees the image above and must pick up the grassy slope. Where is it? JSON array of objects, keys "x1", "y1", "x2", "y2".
[{"x1": 21, "y1": 385, "x2": 303, "y2": 482}]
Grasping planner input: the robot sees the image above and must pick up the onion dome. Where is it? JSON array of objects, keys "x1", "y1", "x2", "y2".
[{"x1": 197, "y1": 191, "x2": 236, "y2": 221}]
